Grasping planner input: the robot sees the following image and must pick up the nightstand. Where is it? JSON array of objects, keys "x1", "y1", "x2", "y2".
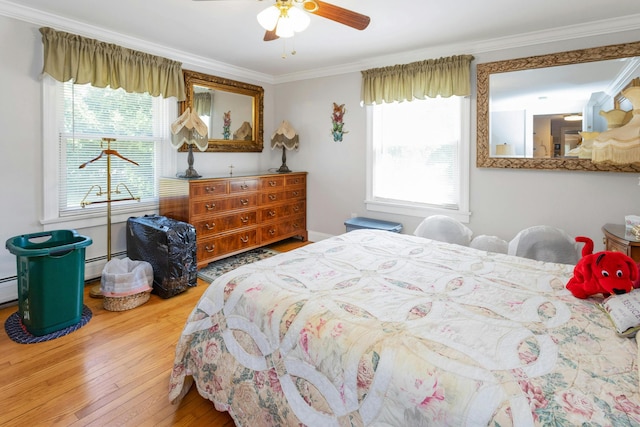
[{"x1": 602, "y1": 223, "x2": 640, "y2": 263}]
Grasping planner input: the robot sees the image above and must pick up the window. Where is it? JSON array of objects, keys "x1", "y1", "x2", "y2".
[
  {"x1": 366, "y1": 96, "x2": 470, "y2": 222},
  {"x1": 42, "y1": 77, "x2": 176, "y2": 229}
]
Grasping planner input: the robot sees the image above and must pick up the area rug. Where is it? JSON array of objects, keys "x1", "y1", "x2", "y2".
[
  {"x1": 198, "y1": 248, "x2": 279, "y2": 283},
  {"x1": 4, "y1": 305, "x2": 92, "y2": 344}
]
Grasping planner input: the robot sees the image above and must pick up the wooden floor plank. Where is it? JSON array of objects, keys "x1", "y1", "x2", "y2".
[{"x1": 0, "y1": 238, "x2": 310, "y2": 426}]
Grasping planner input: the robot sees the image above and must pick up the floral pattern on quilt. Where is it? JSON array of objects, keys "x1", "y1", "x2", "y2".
[{"x1": 169, "y1": 229, "x2": 640, "y2": 426}]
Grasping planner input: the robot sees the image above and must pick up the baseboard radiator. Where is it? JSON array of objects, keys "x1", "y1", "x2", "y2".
[{"x1": 0, "y1": 251, "x2": 127, "y2": 308}]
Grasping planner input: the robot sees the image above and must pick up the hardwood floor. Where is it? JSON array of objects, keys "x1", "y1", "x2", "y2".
[{"x1": 0, "y1": 238, "x2": 310, "y2": 426}]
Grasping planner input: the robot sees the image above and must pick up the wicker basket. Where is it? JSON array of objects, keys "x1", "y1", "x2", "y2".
[{"x1": 103, "y1": 290, "x2": 151, "y2": 312}]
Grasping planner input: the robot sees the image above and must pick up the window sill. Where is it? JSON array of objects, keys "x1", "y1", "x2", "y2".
[
  {"x1": 365, "y1": 199, "x2": 471, "y2": 223},
  {"x1": 40, "y1": 202, "x2": 159, "y2": 231}
]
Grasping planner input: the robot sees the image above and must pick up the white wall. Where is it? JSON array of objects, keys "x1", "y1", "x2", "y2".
[
  {"x1": 0, "y1": 15, "x2": 278, "y2": 303},
  {"x1": 2, "y1": 12, "x2": 639, "y2": 304},
  {"x1": 275, "y1": 31, "x2": 640, "y2": 245}
]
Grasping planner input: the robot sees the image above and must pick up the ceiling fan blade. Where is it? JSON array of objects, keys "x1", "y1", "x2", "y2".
[
  {"x1": 306, "y1": 0, "x2": 370, "y2": 31},
  {"x1": 264, "y1": 29, "x2": 279, "y2": 41}
]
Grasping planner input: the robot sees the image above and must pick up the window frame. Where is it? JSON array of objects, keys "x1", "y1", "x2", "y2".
[
  {"x1": 41, "y1": 76, "x2": 177, "y2": 231},
  {"x1": 365, "y1": 96, "x2": 471, "y2": 223}
]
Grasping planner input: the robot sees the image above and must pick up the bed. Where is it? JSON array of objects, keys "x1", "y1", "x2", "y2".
[{"x1": 169, "y1": 229, "x2": 640, "y2": 426}]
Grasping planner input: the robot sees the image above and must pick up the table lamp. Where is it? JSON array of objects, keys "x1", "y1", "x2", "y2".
[
  {"x1": 271, "y1": 120, "x2": 299, "y2": 173},
  {"x1": 170, "y1": 107, "x2": 208, "y2": 178}
]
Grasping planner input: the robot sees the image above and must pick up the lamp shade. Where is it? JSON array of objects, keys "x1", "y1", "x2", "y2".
[
  {"x1": 258, "y1": 3, "x2": 310, "y2": 38},
  {"x1": 288, "y1": 7, "x2": 310, "y2": 32},
  {"x1": 170, "y1": 107, "x2": 208, "y2": 152},
  {"x1": 257, "y1": 6, "x2": 280, "y2": 31},
  {"x1": 271, "y1": 120, "x2": 299, "y2": 150}
]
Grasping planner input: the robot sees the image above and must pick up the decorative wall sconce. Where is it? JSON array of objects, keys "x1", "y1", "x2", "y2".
[{"x1": 271, "y1": 120, "x2": 299, "y2": 173}]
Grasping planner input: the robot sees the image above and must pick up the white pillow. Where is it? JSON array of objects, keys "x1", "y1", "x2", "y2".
[{"x1": 413, "y1": 215, "x2": 473, "y2": 246}]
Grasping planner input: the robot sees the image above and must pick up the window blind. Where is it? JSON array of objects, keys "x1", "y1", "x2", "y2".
[{"x1": 58, "y1": 81, "x2": 160, "y2": 213}]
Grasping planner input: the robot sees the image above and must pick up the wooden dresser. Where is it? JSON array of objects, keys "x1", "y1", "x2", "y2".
[
  {"x1": 160, "y1": 172, "x2": 307, "y2": 268},
  {"x1": 602, "y1": 223, "x2": 640, "y2": 263}
]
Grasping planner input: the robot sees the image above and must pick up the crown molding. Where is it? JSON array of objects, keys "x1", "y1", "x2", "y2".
[
  {"x1": 273, "y1": 13, "x2": 640, "y2": 84},
  {"x1": 0, "y1": 0, "x2": 276, "y2": 85},
  {"x1": 1, "y1": 0, "x2": 638, "y2": 85}
]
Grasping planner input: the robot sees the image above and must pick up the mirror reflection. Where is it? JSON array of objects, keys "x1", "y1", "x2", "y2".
[
  {"x1": 489, "y1": 57, "x2": 640, "y2": 159},
  {"x1": 193, "y1": 85, "x2": 254, "y2": 140},
  {"x1": 181, "y1": 70, "x2": 264, "y2": 152},
  {"x1": 477, "y1": 41, "x2": 640, "y2": 171}
]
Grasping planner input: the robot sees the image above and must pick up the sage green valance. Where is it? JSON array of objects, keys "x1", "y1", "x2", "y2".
[
  {"x1": 361, "y1": 55, "x2": 474, "y2": 105},
  {"x1": 194, "y1": 92, "x2": 213, "y2": 116},
  {"x1": 40, "y1": 27, "x2": 185, "y2": 100}
]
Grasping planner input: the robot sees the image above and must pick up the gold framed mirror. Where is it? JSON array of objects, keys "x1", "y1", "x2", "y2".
[
  {"x1": 477, "y1": 41, "x2": 640, "y2": 172},
  {"x1": 179, "y1": 70, "x2": 264, "y2": 152}
]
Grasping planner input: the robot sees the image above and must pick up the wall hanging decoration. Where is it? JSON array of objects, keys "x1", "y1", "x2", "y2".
[
  {"x1": 222, "y1": 110, "x2": 231, "y2": 140},
  {"x1": 331, "y1": 102, "x2": 347, "y2": 142}
]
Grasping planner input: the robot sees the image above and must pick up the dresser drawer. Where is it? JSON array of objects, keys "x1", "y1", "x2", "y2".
[
  {"x1": 260, "y1": 191, "x2": 286, "y2": 205},
  {"x1": 606, "y1": 238, "x2": 630, "y2": 255},
  {"x1": 198, "y1": 229, "x2": 258, "y2": 262},
  {"x1": 261, "y1": 176, "x2": 285, "y2": 190},
  {"x1": 283, "y1": 215, "x2": 306, "y2": 235},
  {"x1": 190, "y1": 180, "x2": 229, "y2": 198},
  {"x1": 230, "y1": 179, "x2": 259, "y2": 193},
  {"x1": 259, "y1": 205, "x2": 288, "y2": 222},
  {"x1": 260, "y1": 215, "x2": 306, "y2": 242},
  {"x1": 194, "y1": 211, "x2": 258, "y2": 238},
  {"x1": 286, "y1": 174, "x2": 306, "y2": 187},
  {"x1": 286, "y1": 188, "x2": 305, "y2": 200},
  {"x1": 192, "y1": 198, "x2": 231, "y2": 216},
  {"x1": 228, "y1": 194, "x2": 258, "y2": 210},
  {"x1": 286, "y1": 200, "x2": 305, "y2": 216}
]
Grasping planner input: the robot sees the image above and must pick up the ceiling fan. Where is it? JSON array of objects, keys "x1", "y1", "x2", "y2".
[{"x1": 193, "y1": 0, "x2": 370, "y2": 41}]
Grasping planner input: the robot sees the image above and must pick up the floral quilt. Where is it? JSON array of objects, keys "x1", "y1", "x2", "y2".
[{"x1": 169, "y1": 229, "x2": 640, "y2": 426}]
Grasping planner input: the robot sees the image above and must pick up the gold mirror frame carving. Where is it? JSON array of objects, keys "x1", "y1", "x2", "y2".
[
  {"x1": 179, "y1": 70, "x2": 264, "y2": 152},
  {"x1": 477, "y1": 41, "x2": 640, "y2": 172}
]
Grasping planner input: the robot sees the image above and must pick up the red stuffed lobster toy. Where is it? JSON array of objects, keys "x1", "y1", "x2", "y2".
[{"x1": 566, "y1": 236, "x2": 639, "y2": 299}]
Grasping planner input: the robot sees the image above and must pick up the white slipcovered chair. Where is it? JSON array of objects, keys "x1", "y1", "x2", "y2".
[
  {"x1": 470, "y1": 235, "x2": 509, "y2": 254},
  {"x1": 413, "y1": 215, "x2": 473, "y2": 246},
  {"x1": 508, "y1": 225, "x2": 580, "y2": 265}
]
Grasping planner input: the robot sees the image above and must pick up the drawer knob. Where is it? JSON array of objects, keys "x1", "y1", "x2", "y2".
[
  {"x1": 293, "y1": 223, "x2": 299, "y2": 229},
  {"x1": 241, "y1": 184, "x2": 249, "y2": 190},
  {"x1": 269, "y1": 180, "x2": 277, "y2": 187},
  {"x1": 269, "y1": 194, "x2": 277, "y2": 201},
  {"x1": 240, "y1": 199, "x2": 249, "y2": 206},
  {"x1": 240, "y1": 235, "x2": 249, "y2": 243},
  {"x1": 204, "y1": 222, "x2": 215, "y2": 230},
  {"x1": 293, "y1": 206, "x2": 299, "y2": 212},
  {"x1": 268, "y1": 229, "x2": 276, "y2": 236},
  {"x1": 268, "y1": 210, "x2": 276, "y2": 217},
  {"x1": 206, "y1": 203, "x2": 216, "y2": 210},
  {"x1": 241, "y1": 216, "x2": 249, "y2": 224},
  {"x1": 292, "y1": 191, "x2": 299, "y2": 196},
  {"x1": 205, "y1": 186, "x2": 216, "y2": 193},
  {"x1": 205, "y1": 244, "x2": 215, "y2": 253}
]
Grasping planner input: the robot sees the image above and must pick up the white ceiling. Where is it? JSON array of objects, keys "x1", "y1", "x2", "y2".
[{"x1": 4, "y1": 0, "x2": 640, "y2": 80}]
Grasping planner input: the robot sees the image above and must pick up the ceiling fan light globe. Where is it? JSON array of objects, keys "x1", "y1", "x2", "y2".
[
  {"x1": 275, "y1": 17, "x2": 295, "y2": 38},
  {"x1": 257, "y1": 6, "x2": 280, "y2": 31},
  {"x1": 288, "y1": 7, "x2": 310, "y2": 32}
]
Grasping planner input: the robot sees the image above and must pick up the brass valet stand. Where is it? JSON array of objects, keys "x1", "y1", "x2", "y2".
[{"x1": 79, "y1": 137, "x2": 140, "y2": 298}]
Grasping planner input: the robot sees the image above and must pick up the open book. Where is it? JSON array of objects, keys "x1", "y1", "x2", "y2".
[{"x1": 600, "y1": 289, "x2": 640, "y2": 337}]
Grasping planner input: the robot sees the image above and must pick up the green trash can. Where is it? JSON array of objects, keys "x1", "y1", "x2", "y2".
[{"x1": 6, "y1": 230, "x2": 93, "y2": 336}]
